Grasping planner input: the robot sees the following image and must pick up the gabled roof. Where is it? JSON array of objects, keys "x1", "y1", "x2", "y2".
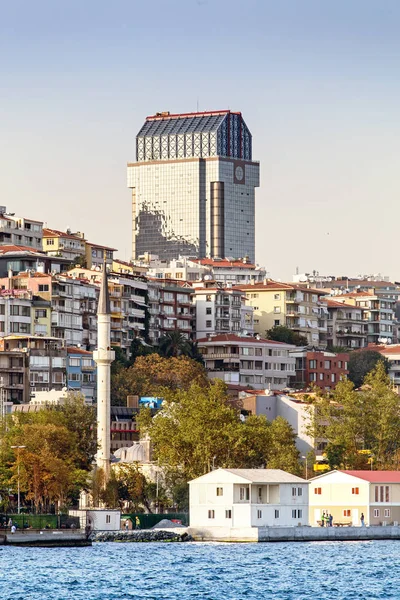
[
  {"x1": 190, "y1": 468, "x2": 306, "y2": 484},
  {"x1": 43, "y1": 228, "x2": 85, "y2": 241},
  {"x1": 311, "y1": 469, "x2": 400, "y2": 483},
  {"x1": 235, "y1": 281, "x2": 326, "y2": 295},
  {"x1": 342, "y1": 470, "x2": 400, "y2": 483}
]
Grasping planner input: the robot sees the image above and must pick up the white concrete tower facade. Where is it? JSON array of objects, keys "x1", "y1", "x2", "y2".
[{"x1": 93, "y1": 261, "x2": 115, "y2": 479}]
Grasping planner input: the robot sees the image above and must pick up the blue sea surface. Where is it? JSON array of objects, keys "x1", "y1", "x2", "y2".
[{"x1": 0, "y1": 540, "x2": 399, "y2": 599}]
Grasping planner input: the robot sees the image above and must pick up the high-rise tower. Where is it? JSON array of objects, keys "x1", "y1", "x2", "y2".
[
  {"x1": 93, "y1": 261, "x2": 115, "y2": 479},
  {"x1": 127, "y1": 110, "x2": 260, "y2": 262}
]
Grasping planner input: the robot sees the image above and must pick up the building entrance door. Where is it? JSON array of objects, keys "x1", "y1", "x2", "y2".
[
  {"x1": 352, "y1": 509, "x2": 359, "y2": 526},
  {"x1": 314, "y1": 509, "x2": 321, "y2": 525}
]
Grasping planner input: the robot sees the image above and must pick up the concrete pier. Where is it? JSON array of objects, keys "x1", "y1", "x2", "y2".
[
  {"x1": 2, "y1": 529, "x2": 91, "y2": 547},
  {"x1": 187, "y1": 525, "x2": 400, "y2": 543}
]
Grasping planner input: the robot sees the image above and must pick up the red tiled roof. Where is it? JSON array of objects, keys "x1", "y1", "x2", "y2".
[
  {"x1": 235, "y1": 281, "x2": 326, "y2": 295},
  {"x1": 197, "y1": 333, "x2": 293, "y2": 346},
  {"x1": 364, "y1": 344, "x2": 400, "y2": 355},
  {"x1": 325, "y1": 299, "x2": 361, "y2": 309},
  {"x1": 67, "y1": 346, "x2": 93, "y2": 355},
  {"x1": 87, "y1": 242, "x2": 117, "y2": 251},
  {"x1": 0, "y1": 245, "x2": 44, "y2": 254},
  {"x1": 43, "y1": 228, "x2": 85, "y2": 241},
  {"x1": 342, "y1": 470, "x2": 400, "y2": 483}
]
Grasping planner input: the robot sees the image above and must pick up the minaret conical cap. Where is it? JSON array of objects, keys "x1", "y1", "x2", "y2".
[{"x1": 98, "y1": 259, "x2": 110, "y2": 315}]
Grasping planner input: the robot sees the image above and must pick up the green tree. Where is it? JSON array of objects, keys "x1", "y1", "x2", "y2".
[
  {"x1": 307, "y1": 362, "x2": 400, "y2": 470},
  {"x1": 158, "y1": 331, "x2": 191, "y2": 358},
  {"x1": 348, "y1": 351, "x2": 389, "y2": 388},
  {"x1": 111, "y1": 354, "x2": 209, "y2": 405},
  {"x1": 138, "y1": 380, "x2": 301, "y2": 482},
  {"x1": 266, "y1": 325, "x2": 307, "y2": 346}
]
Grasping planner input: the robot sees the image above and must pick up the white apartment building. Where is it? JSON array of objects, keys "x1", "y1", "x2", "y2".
[
  {"x1": 0, "y1": 290, "x2": 32, "y2": 336},
  {"x1": 0, "y1": 207, "x2": 43, "y2": 250},
  {"x1": 194, "y1": 283, "x2": 253, "y2": 340},
  {"x1": 336, "y1": 291, "x2": 395, "y2": 344},
  {"x1": 191, "y1": 258, "x2": 267, "y2": 285},
  {"x1": 198, "y1": 334, "x2": 295, "y2": 390}
]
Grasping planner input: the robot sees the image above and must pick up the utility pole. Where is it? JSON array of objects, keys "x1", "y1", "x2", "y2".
[{"x1": 10, "y1": 445, "x2": 26, "y2": 514}]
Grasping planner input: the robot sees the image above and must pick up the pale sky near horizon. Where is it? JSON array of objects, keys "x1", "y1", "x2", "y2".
[{"x1": 2, "y1": 0, "x2": 400, "y2": 281}]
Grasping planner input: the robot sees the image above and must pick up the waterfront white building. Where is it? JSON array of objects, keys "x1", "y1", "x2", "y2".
[{"x1": 189, "y1": 468, "x2": 309, "y2": 531}]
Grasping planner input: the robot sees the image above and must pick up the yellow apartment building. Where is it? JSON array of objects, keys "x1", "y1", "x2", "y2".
[{"x1": 237, "y1": 282, "x2": 328, "y2": 347}]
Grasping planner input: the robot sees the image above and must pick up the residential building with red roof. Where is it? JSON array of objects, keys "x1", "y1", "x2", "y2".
[
  {"x1": 325, "y1": 299, "x2": 367, "y2": 349},
  {"x1": 309, "y1": 469, "x2": 400, "y2": 527},
  {"x1": 197, "y1": 333, "x2": 296, "y2": 390},
  {"x1": 236, "y1": 281, "x2": 328, "y2": 348},
  {"x1": 331, "y1": 291, "x2": 395, "y2": 344},
  {"x1": 42, "y1": 228, "x2": 86, "y2": 261}
]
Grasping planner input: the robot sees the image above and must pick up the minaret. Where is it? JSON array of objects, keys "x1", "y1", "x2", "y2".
[{"x1": 93, "y1": 259, "x2": 115, "y2": 481}]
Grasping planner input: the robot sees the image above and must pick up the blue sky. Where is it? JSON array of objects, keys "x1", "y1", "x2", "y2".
[{"x1": 2, "y1": 0, "x2": 400, "y2": 279}]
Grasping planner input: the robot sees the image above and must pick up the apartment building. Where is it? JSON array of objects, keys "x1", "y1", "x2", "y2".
[
  {"x1": 336, "y1": 291, "x2": 395, "y2": 344},
  {"x1": 191, "y1": 257, "x2": 267, "y2": 285},
  {"x1": 66, "y1": 347, "x2": 96, "y2": 404},
  {"x1": 0, "y1": 349, "x2": 29, "y2": 404},
  {"x1": 0, "y1": 289, "x2": 32, "y2": 336},
  {"x1": 147, "y1": 279, "x2": 193, "y2": 344},
  {"x1": 193, "y1": 282, "x2": 253, "y2": 340},
  {"x1": 0, "y1": 246, "x2": 69, "y2": 277},
  {"x1": 198, "y1": 333, "x2": 296, "y2": 390},
  {"x1": 68, "y1": 267, "x2": 148, "y2": 356},
  {"x1": 42, "y1": 228, "x2": 86, "y2": 261},
  {"x1": 326, "y1": 299, "x2": 367, "y2": 349},
  {"x1": 238, "y1": 282, "x2": 328, "y2": 347},
  {"x1": 0, "y1": 335, "x2": 66, "y2": 400},
  {"x1": 289, "y1": 349, "x2": 349, "y2": 390},
  {"x1": 0, "y1": 207, "x2": 43, "y2": 250}
]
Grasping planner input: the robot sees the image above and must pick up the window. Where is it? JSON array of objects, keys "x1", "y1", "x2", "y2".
[
  {"x1": 274, "y1": 510, "x2": 280, "y2": 519},
  {"x1": 216, "y1": 487, "x2": 223, "y2": 497},
  {"x1": 69, "y1": 358, "x2": 80, "y2": 367},
  {"x1": 298, "y1": 487, "x2": 303, "y2": 497},
  {"x1": 375, "y1": 486, "x2": 379, "y2": 502},
  {"x1": 206, "y1": 307, "x2": 212, "y2": 315},
  {"x1": 309, "y1": 360, "x2": 317, "y2": 369},
  {"x1": 239, "y1": 486, "x2": 250, "y2": 501},
  {"x1": 35, "y1": 309, "x2": 47, "y2": 318},
  {"x1": 292, "y1": 510, "x2": 302, "y2": 519},
  {"x1": 343, "y1": 510, "x2": 351, "y2": 517},
  {"x1": 69, "y1": 373, "x2": 81, "y2": 381},
  {"x1": 206, "y1": 295, "x2": 212, "y2": 302},
  {"x1": 208, "y1": 510, "x2": 215, "y2": 519},
  {"x1": 374, "y1": 509, "x2": 380, "y2": 518},
  {"x1": 274, "y1": 320, "x2": 280, "y2": 326},
  {"x1": 331, "y1": 373, "x2": 336, "y2": 382},
  {"x1": 52, "y1": 372, "x2": 64, "y2": 384},
  {"x1": 386, "y1": 486, "x2": 390, "y2": 502},
  {"x1": 38, "y1": 284, "x2": 49, "y2": 292},
  {"x1": 257, "y1": 510, "x2": 262, "y2": 519},
  {"x1": 46, "y1": 239, "x2": 55, "y2": 246},
  {"x1": 106, "y1": 515, "x2": 111, "y2": 524},
  {"x1": 292, "y1": 487, "x2": 297, "y2": 497},
  {"x1": 206, "y1": 320, "x2": 212, "y2": 328},
  {"x1": 255, "y1": 348, "x2": 262, "y2": 356},
  {"x1": 384, "y1": 509, "x2": 391, "y2": 518},
  {"x1": 324, "y1": 361, "x2": 331, "y2": 369},
  {"x1": 314, "y1": 487, "x2": 322, "y2": 495},
  {"x1": 225, "y1": 510, "x2": 232, "y2": 519},
  {"x1": 352, "y1": 487, "x2": 359, "y2": 495},
  {"x1": 274, "y1": 294, "x2": 280, "y2": 300},
  {"x1": 273, "y1": 307, "x2": 281, "y2": 314}
]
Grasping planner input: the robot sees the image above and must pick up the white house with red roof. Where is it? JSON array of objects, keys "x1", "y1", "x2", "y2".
[
  {"x1": 197, "y1": 333, "x2": 295, "y2": 390},
  {"x1": 309, "y1": 470, "x2": 400, "y2": 526}
]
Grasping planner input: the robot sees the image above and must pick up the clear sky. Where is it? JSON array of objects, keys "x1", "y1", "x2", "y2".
[{"x1": 2, "y1": 0, "x2": 400, "y2": 280}]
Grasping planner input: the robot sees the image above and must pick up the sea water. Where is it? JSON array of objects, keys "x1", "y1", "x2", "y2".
[{"x1": 1, "y1": 540, "x2": 399, "y2": 599}]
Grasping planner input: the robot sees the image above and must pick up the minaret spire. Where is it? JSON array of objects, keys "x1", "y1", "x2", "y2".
[{"x1": 93, "y1": 255, "x2": 115, "y2": 482}]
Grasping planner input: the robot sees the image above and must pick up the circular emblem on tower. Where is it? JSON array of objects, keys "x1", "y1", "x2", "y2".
[{"x1": 235, "y1": 165, "x2": 244, "y2": 182}]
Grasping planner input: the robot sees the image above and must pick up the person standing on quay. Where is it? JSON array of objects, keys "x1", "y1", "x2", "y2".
[{"x1": 360, "y1": 513, "x2": 365, "y2": 527}]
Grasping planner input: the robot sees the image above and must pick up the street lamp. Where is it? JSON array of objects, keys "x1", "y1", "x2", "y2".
[{"x1": 10, "y1": 445, "x2": 26, "y2": 514}]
